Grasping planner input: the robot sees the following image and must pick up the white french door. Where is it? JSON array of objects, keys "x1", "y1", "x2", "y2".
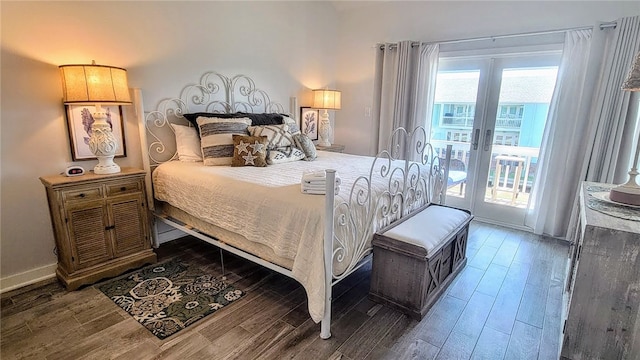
[{"x1": 430, "y1": 53, "x2": 560, "y2": 228}]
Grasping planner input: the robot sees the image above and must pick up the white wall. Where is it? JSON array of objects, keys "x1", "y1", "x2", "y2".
[
  {"x1": 0, "y1": 1, "x2": 338, "y2": 290},
  {"x1": 333, "y1": 1, "x2": 640, "y2": 156}
]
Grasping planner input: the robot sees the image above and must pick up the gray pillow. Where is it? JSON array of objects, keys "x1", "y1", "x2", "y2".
[{"x1": 293, "y1": 133, "x2": 317, "y2": 161}]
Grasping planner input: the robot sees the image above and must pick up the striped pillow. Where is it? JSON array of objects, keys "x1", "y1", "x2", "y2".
[{"x1": 197, "y1": 117, "x2": 251, "y2": 166}]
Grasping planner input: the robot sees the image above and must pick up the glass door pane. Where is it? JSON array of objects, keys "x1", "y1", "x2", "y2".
[
  {"x1": 471, "y1": 62, "x2": 559, "y2": 227},
  {"x1": 484, "y1": 67, "x2": 557, "y2": 208},
  {"x1": 430, "y1": 69, "x2": 481, "y2": 208}
]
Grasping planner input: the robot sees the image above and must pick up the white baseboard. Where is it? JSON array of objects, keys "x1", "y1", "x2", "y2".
[
  {"x1": 0, "y1": 263, "x2": 57, "y2": 294},
  {"x1": 1, "y1": 229, "x2": 186, "y2": 294},
  {"x1": 472, "y1": 216, "x2": 534, "y2": 233}
]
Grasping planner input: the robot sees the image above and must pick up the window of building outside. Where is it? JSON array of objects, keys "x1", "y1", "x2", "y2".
[
  {"x1": 440, "y1": 104, "x2": 475, "y2": 127},
  {"x1": 437, "y1": 103, "x2": 525, "y2": 146}
]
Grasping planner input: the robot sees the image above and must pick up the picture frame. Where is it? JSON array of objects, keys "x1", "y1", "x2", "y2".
[
  {"x1": 65, "y1": 105, "x2": 127, "y2": 161},
  {"x1": 300, "y1": 107, "x2": 319, "y2": 141}
]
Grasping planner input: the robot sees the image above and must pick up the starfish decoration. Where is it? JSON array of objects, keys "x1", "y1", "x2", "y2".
[
  {"x1": 242, "y1": 153, "x2": 258, "y2": 165},
  {"x1": 235, "y1": 140, "x2": 250, "y2": 155},
  {"x1": 249, "y1": 141, "x2": 265, "y2": 154}
]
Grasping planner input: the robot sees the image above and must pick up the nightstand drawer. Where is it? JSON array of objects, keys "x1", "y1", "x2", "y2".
[
  {"x1": 106, "y1": 180, "x2": 142, "y2": 196},
  {"x1": 62, "y1": 186, "x2": 103, "y2": 202}
]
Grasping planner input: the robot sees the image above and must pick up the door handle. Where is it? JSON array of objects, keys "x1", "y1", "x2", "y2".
[
  {"x1": 484, "y1": 129, "x2": 492, "y2": 151},
  {"x1": 472, "y1": 129, "x2": 480, "y2": 150}
]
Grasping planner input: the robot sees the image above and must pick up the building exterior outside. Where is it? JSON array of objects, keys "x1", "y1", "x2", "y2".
[{"x1": 429, "y1": 68, "x2": 557, "y2": 205}]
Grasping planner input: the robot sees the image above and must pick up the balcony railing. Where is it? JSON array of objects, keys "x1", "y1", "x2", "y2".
[
  {"x1": 431, "y1": 140, "x2": 540, "y2": 207},
  {"x1": 442, "y1": 116, "x2": 474, "y2": 127},
  {"x1": 442, "y1": 116, "x2": 522, "y2": 129},
  {"x1": 495, "y1": 117, "x2": 522, "y2": 129}
]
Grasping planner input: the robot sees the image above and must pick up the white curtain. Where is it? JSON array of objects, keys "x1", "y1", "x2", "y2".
[
  {"x1": 372, "y1": 41, "x2": 439, "y2": 155},
  {"x1": 527, "y1": 17, "x2": 640, "y2": 238},
  {"x1": 525, "y1": 29, "x2": 597, "y2": 237},
  {"x1": 415, "y1": 44, "x2": 440, "y2": 142},
  {"x1": 582, "y1": 16, "x2": 640, "y2": 184}
]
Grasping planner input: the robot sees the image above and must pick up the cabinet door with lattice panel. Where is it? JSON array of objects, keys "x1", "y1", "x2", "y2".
[
  {"x1": 64, "y1": 200, "x2": 113, "y2": 270},
  {"x1": 107, "y1": 192, "x2": 149, "y2": 257}
]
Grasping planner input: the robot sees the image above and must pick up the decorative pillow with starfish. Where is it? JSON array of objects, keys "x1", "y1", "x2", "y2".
[{"x1": 231, "y1": 135, "x2": 268, "y2": 167}]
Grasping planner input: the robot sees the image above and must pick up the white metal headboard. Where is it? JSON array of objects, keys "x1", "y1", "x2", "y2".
[
  {"x1": 138, "y1": 71, "x2": 448, "y2": 241},
  {"x1": 143, "y1": 71, "x2": 289, "y2": 167}
]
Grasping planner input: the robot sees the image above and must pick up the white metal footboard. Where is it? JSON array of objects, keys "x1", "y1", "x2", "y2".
[
  {"x1": 320, "y1": 127, "x2": 448, "y2": 339},
  {"x1": 137, "y1": 71, "x2": 447, "y2": 340}
]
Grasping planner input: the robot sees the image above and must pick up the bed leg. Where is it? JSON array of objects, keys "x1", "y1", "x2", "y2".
[
  {"x1": 321, "y1": 304, "x2": 332, "y2": 339},
  {"x1": 219, "y1": 248, "x2": 227, "y2": 281},
  {"x1": 321, "y1": 169, "x2": 336, "y2": 340},
  {"x1": 320, "y1": 267, "x2": 332, "y2": 339},
  {"x1": 151, "y1": 217, "x2": 160, "y2": 249}
]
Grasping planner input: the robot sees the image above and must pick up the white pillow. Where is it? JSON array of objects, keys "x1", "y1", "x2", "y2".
[
  {"x1": 170, "y1": 123, "x2": 202, "y2": 162},
  {"x1": 247, "y1": 124, "x2": 295, "y2": 149},
  {"x1": 267, "y1": 147, "x2": 306, "y2": 164},
  {"x1": 283, "y1": 116, "x2": 301, "y2": 135}
]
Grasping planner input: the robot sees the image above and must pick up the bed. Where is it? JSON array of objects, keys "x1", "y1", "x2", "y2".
[{"x1": 139, "y1": 71, "x2": 449, "y2": 339}]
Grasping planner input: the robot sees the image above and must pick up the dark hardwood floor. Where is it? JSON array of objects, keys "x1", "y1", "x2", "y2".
[{"x1": 1, "y1": 222, "x2": 569, "y2": 360}]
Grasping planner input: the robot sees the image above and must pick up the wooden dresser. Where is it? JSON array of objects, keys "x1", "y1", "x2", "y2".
[
  {"x1": 561, "y1": 182, "x2": 640, "y2": 359},
  {"x1": 40, "y1": 167, "x2": 156, "y2": 290}
]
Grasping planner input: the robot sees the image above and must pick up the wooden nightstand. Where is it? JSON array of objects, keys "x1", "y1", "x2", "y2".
[
  {"x1": 316, "y1": 144, "x2": 345, "y2": 153},
  {"x1": 40, "y1": 167, "x2": 156, "y2": 290}
]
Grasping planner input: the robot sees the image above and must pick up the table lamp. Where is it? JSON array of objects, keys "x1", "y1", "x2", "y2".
[
  {"x1": 59, "y1": 61, "x2": 131, "y2": 174},
  {"x1": 312, "y1": 89, "x2": 341, "y2": 147},
  {"x1": 610, "y1": 51, "x2": 640, "y2": 205}
]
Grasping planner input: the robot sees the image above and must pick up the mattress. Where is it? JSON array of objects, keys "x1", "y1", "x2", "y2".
[
  {"x1": 152, "y1": 150, "x2": 431, "y2": 322},
  {"x1": 160, "y1": 203, "x2": 294, "y2": 270}
]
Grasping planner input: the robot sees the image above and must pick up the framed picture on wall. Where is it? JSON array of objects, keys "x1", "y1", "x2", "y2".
[
  {"x1": 65, "y1": 105, "x2": 127, "y2": 161},
  {"x1": 300, "y1": 107, "x2": 319, "y2": 141}
]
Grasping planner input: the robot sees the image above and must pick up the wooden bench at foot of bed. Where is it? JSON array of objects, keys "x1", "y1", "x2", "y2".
[{"x1": 369, "y1": 204, "x2": 473, "y2": 320}]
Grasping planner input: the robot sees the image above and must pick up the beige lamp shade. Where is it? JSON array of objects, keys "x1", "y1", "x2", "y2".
[
  {"x1": 59, "y1": 63, "x2": 131, "y2": 104},
  {"x1": 312, "y1": 89, "x2": 341, "y2": 110},
  {"x1": 622, "y1": 52, "x2": 640, "y2": 91}
]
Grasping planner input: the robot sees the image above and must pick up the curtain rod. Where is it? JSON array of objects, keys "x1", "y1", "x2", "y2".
[{"x1": 379, "y1": 21, "x2": 617, "y2": 50}]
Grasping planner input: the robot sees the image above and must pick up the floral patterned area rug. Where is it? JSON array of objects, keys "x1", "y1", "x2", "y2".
[{"x1": 97, "y1": 258, "x2": 244, "y2": 339}]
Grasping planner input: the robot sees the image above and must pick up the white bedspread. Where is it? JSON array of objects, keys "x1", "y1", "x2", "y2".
[{"x1": 153, "y1": 150, "x2": 431, "y2": 322}]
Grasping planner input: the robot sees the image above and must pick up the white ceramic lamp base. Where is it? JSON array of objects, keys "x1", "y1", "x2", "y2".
[
  {"x1": 610, "y1": 51, "x2": 640, "y2": 205},
  {"x1": 89, "y1": 108, "x2": 121, "y2": 175},
  {"x1": 610, "y1": 180, "x2": 640, "y2": 206},
  {"x1": 610, "y1": 164, "x2": 640, "y2": 205},
  {"x1": 318, "y1": 109, "x2": 332, "y2": 147},
  {"x1": 93, "y1": 157, "x2": 121, "y2": 174},
  {"x1": 611, "y1": 123, "x2": 640, "y2": 206}
]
